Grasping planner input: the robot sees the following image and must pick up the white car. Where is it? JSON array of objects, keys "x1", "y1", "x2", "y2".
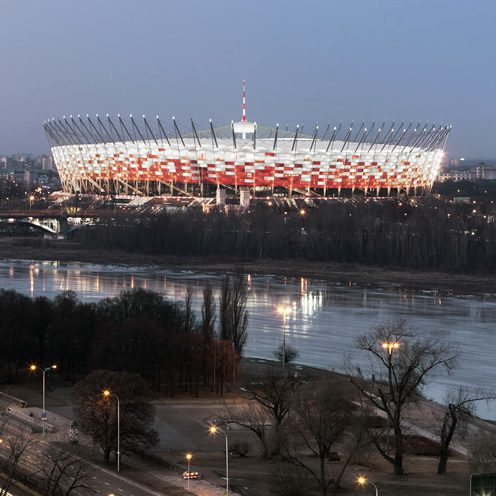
[{"x1": 183, "y1": 470, "x2": 202, "y2": 480}]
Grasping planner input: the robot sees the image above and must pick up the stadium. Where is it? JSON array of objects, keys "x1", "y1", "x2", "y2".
[{"x1": 44, "y1": 83, "x2": 450, "y2": 202}]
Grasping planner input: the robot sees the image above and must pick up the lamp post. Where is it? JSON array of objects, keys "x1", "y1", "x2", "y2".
[
  {"x1": 103, "y1": 390, "x2": 120, "y2": 473},
  {"x1": 381, "y1": 341, "x2": 399, "y2": 355},
  {"x1": 276, "y1": 305, "x2": 291, "y2": 374},
  {"x1": 381, "y1": 340, "x2": 399, "y2": 454},
  {"x1": 209, "y1": 424, "x2": 229, "y2": 495},
  {"x1": 185, "y1": 452, "x2": 192, "y2": 492},
  {"x1": 29, "y1": 364, "x2": 57, "y2": 436},
  {"x1": 356, "y1": 475, "x2": 379, "y2": 496}
]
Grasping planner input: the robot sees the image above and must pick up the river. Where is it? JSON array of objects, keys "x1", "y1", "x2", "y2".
[{"x1": 1, "y1": 259, "x2": 496, "y2": 418}]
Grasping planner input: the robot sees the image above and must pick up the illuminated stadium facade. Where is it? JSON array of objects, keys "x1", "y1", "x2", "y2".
[{"x1": 44, "y1": 83, "x2": 450, "y2": 199}]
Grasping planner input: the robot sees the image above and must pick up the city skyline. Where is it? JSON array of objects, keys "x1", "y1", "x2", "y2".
[{"x1": 0, "y1": 0, "x2": 495, "y2": 158}]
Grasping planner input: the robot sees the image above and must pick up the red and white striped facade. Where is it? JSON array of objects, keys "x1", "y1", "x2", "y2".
[{"x1": 45, "y1": 118, "x2": 449, "y2": 196}]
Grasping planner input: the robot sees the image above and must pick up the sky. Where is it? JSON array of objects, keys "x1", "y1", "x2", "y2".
[{"x1": 0, "y1": 0, "x2": 495, "y2": 158}]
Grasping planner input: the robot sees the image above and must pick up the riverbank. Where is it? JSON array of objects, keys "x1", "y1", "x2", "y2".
[{"x1": 0, "y1": 236, "x2": 494, "y2": 295}]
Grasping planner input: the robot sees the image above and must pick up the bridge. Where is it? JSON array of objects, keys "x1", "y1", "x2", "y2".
[{"x1": 0, "y1": 211, "x2": 99, "y2": 237}]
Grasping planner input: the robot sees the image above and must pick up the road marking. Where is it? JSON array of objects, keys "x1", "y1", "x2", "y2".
[{"x1": 91, "y1": 464, "x2": 164, "y2": 495}]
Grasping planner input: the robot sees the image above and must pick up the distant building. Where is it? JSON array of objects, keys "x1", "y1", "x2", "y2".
[
  {"x1": 24, "y1": 170, "x2": 32, "y2": 188},
  {"x1": 438, "y1": 162, "x2": 496, "y2": 182},
  {"x1": 41, "y1": 155, "x2": 53, "y2": 171},
  {"x1": 487, "y1": 170, "x2": 496, "y2": 180},
  {"x1": 438, "y1": 170, "x2": 474, "y2": 182},
  {"x1": 38, "y1": 174, "x2": 49, "y2": 186}
]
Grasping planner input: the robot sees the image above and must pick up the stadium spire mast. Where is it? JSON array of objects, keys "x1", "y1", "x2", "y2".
[{"x1": 242, "y1": 80, "x2": 247, "y2": 122}]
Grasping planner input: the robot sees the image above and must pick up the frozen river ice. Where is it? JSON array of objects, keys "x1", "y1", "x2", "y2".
[{"x1": 1, "y1": 259, "x2": 496, "y2": 418}]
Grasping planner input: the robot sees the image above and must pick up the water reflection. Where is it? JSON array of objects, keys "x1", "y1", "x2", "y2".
[{"x1": 0, "y1": 260, "x2": 495, "y2": 417}]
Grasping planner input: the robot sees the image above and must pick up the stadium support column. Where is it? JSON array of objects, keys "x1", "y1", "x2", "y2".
[
  {"x1": 290, "y1": 125, "x2": 300, "y2": 198},
  {"x1": 208, "y1": 119, "x2": 219, "y2": 199},
  {"x1": 323, "y1": 162, "x2": 327, "y2": 198},
  {"x1": 308, "y1": 124, "x2": 318, "y2": 196},
  {"x1": 216, "y1": 187, "x2": 226, "y2": 207},
  {"x1": 272, "y1": 124, "x2": 279, "y2": 195},
  {"x1": 240, "y1": 188, "x2": 250, "y2": 209}
]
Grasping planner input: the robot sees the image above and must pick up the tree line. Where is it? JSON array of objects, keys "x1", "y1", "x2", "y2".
[
  {"x1": 74, "y1": 196, "x2": 496, "y2": 273},
  {"x1": 0, "y1": 274, "x2": 248, "y2": 396}
]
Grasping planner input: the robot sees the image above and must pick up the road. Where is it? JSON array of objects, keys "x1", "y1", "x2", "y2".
[
  {"x1": 0, "y1": 422, "x2": 169, "y2": 496},
  {"x1": 0, "y1": 415, "x2": 240, "y2": 496}
]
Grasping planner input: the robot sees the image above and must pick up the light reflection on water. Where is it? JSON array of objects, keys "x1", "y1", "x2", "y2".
[{"x1": 2, "y1": 260, "x2": 496, "y2": 418}]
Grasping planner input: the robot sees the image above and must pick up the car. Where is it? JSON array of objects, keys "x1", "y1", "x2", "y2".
[{"x1": 183, "y1": 470, "x2": 202, "y2": 480}]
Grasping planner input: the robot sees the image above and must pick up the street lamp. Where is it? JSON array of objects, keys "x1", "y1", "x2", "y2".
[
  {"x1": 276, "y1": 305, "x2": 292, "y2": 374},
  {"x1": 185, "y1": 452, "x2": 192, "y2": 492},
  {"x1": 103, "y1": 389, "x2": 120, "y2": 473},
  {"x1": 29, "y1": 364, "x2": 57, "y2": 436},
  {"x1": 356, "y1": 475, "x2": 379, "y2": 496},
  {"x1": 209, "y1": 424, "x2": 229, "y2": 495},
  {"x1": 29, "y1": 195, "x2": 35, "y2": 211},
  {"x1": 381, "y1": 341, "x2": 399, "y2": 355},
  {"x1": 381, "y1": 341, "x2": 399, "y2": 454}
]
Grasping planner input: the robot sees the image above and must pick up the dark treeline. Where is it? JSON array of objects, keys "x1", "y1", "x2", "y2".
[
  {"x1": 75, "y1": 196, "x2": 496, "y2": 273},
  {"x1": 0, "y1": 276, "x2": 248, "y2": 395}
]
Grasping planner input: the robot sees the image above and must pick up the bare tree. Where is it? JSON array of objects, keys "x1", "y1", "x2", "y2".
[
  {"x1": 351, "y1": 321, "x2": 456, "y2": 475},
  {"x1": 241, "y1": 369, "x2": 301, "y2": 457},
  {"x1": 212, "y1": 339, "x2": 238, "y2": 396},
  {"x1": 469, "y1": 430, "x2": 496, "y2": 474},
  {"x1": 201, "y1": 283, "x2": 216, "y2": 388},
  {"x1": 73, "y1": 370, "x2": 159, "y2": 464},
  {"x1": 39, "y1": 447, "x2": 92, "y2": 496},
  {"x1": 219, "y1": 272, "x2": 248, "y2": 357},
  {"x1": 438, "y1": 387, "x2": 495, "y2": 474},
  {"x1": 183, "y1": 286, "x2": 195, "y2": 332},
  {"x1": 0, "y1": 431, "x2": 37, "y2": 496},
  {"x1": 224, "y1": 401, "x2": 271, "y2": 459},
  {"x1": 201, "y1": 282, "x2": 216, "y2": 340},
  {"x1": 285, "y1": 377, "x2": 369, "y2": 496}
]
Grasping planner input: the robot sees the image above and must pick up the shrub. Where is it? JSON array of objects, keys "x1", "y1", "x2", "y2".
[{"x1": 230, "y1": 441, "x2": 251, "y2": 457}]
